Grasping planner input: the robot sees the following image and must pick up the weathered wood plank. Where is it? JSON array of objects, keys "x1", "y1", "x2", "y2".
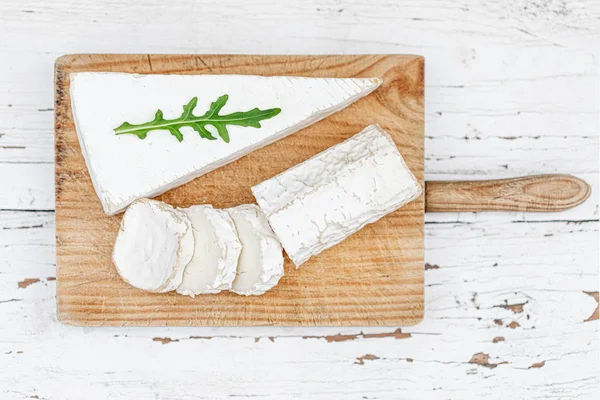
[{"x1": 0, "y1": 0, "x2": 598, "y2": 398}]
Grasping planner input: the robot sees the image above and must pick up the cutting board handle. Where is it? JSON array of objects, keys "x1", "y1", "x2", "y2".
[{"x1": 425, "y1": 174, "x2": 591, "y2": 212}]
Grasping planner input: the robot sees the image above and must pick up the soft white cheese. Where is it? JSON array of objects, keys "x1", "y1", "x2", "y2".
[
  {"x1": 227, "y1": 204, "x2": 284, "y2": 296},
  {"x1": 176, "y1": 205, "x2": 242, "y2": 296},
  {"x1": 112, "y1": 198, "x2": 194, "y2": 292},
  {"x1": 70, "y1": 73, "x2": 382, "y2": 215},
  {"x1": 251, "y1": 124, "x2": 422, "y2": 267}
]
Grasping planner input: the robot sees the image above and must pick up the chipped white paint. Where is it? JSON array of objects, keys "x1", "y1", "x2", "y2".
[{"x1": 0, "y1": 0, "x2": 598, "y2": 399}]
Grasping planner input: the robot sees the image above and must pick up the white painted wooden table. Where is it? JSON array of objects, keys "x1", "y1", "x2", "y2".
[{"x1": 1, "y1": 1, "x2": 598, "y2": 399}]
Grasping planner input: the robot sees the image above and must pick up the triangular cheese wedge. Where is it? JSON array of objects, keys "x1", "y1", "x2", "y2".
[{"x1": 70, "y1": 72, "x2": 381, "y2": 215}]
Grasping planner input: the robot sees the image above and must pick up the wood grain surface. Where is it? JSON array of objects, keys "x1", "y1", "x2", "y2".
[
  {"x1": 54, "y1": 54, "x2": 425, "y2": 327},
  {"x1": 4, "y1": 2, "x2": 599, "y2": 398},
  {"x1": 425, "y1": 174, "x2": 592, "y2": 212}
]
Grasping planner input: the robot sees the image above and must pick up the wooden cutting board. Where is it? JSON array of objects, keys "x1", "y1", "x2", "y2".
[{"x1": 55, "y1": 54, "x2": 425, "y2": 326}]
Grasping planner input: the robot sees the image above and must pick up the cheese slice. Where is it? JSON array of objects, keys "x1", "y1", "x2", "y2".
[
  {"x1": 251, "y1": 124, "x2": 422, "y2": 267},
  {"x1": 227, "y1": 204, "x2": 284, "y2": 296},
  {"x1": 112, "y1": 198, "x2": 194, "y2": 292},
  {"x1": 70, "y1": 73, "x2": 382, "y2": 215},
  {"x1": 176, "y1": 205, "x2": 242, "y2": 296}
]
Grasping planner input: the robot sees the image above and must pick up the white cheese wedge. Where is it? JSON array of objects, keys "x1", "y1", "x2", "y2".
[
  {"x1": 176, "y1": 205, "x2": 242, "y2": 296},
  {"x1": 112, "y1": 198, "x2": 194, "y2": 292},
  {"x1": 251, "y1": 124, "x2": 422, "y2": 267},
  {"x1": 227, "y1": 204, "x2": 284, "y2": 296},
  {"x1": 70, "y1": 73, "x2": 382, "y2": 215}
]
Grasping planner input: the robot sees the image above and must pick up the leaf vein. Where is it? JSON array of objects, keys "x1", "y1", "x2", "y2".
[{"x1": 114, "y1": 95, "x2": 281, "y2": 143}]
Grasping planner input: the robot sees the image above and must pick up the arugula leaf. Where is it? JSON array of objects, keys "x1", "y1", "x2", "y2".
[{"x1": 114, "y1": 95, "x2": 281, "y2": 143}]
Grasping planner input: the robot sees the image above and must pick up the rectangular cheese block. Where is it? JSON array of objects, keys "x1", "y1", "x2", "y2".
[
  {"x1": 251, "y1": 124, "x2": 422, "y2": 267},
  {"x1": 69, "y1": 73, "x2": 381, "y2": 215}
]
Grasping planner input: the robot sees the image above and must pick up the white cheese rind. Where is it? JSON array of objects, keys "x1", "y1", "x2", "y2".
[
  {"x1": 227, "y1": 204, "x2": 284, "y2": 296},
  {"x1": 176, "y1": 205, "x2": 242, "y2": 296},
  {"x1": 112, "y1": 198, "x2": 194, "y2": 293},
  {"x1": 70, "y1": 73, "x2": 382, "y2": 215},
  {"x1": 251, "y1": 124, "x2": 422, "y2": 267}
]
